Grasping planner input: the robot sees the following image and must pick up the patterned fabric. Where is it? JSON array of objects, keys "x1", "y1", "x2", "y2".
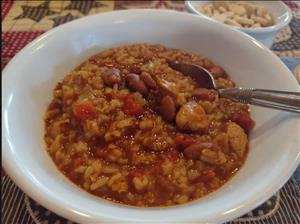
[
  {"x1": 2, "y1": 1, "x2": 300, "y2": 224},
  {"x1": 2, "y1": 175, "x2": 300, "y2": 224},
  {"x1": 2, "y1": 0, "x2": 300, "y2": 69}
]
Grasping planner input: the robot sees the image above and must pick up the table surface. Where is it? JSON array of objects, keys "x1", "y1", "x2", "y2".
[{"x1": 2, "y1": 1, "x2": 300, "y2": 224}]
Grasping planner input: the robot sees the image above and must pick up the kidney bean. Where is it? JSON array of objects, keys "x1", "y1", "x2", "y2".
[
  {"x1": 160, "y1": 95, "x2": 176, "y2": 122},
  {"x1": 102, "y1": 68, "x2": 121, "y2": 87},
  {"x1": 209, "y1": 66, "x2": 226, "y2": 78},
  {"x1": 130, "y1": 64, "x2": 142, "y2": 74},
  {"x1": 126, "y1": 73, "x2": 148, "y2": 95},
  {"x1": 193, "y1": 88, "x2": 218, "y2": 102},
  {"x1": 174, "y1": 135, "x2": 196, "y2": 150},
  {"x1": 140, "y1": 72, "x2": 158, "y2": 90},
  {"x1": 231, "y1": 112, "x2": 255, "y2": 133},
  {"x1": 184, "y1": 142, "x2": 215, "y2": 160},
  {"x1": 202, "y1": 58, "x2": 214, "y2": 69}
]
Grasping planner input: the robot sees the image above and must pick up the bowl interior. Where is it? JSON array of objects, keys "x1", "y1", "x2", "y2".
[
  {"x1": 2, "y1": 9, "x2": 300, "y2": 224},
  {"x1": 186, "y1": 1, "x2": 292, "y2": 32}
]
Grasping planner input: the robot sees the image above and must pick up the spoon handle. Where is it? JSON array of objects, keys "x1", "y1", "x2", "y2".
[{"x1": 219, "y1": 88, "x2": 300, "y2": 113}]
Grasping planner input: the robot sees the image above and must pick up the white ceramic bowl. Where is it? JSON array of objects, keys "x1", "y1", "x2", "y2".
[
  {"x1": 2, "y1": 9, "x2": 300, "y2": 224},
  {"x1": 186, "y1": 1, "x2": 292, "y2": 48}
]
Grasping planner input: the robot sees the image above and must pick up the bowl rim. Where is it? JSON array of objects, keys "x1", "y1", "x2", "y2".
[
  {"x1": 185, "y1": 0, "x2": 293, "y2": 33},
  {"x1": 2, "y1": 8, "x2": 300, "y2": 224}
]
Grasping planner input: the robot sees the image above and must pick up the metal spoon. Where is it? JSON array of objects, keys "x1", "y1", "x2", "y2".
[{"x1": 167, "y1": 60, "x2": 300, "y2": 113}]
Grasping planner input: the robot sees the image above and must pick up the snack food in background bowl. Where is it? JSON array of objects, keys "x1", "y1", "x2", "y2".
[
  {"x1": 186, "y1": 1, "x2": 292, "y2": 48},
  {"x1": 200, "y1": 1, "x2": 275, "y2": 28},
  {"x1": 2, "y1": 9, "x2": 300, "y2": 224}
]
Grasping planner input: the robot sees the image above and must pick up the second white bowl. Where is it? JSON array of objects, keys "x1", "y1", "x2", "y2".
[{"x1": 186, "y1": 1, "x2": 292, "y2": 48}]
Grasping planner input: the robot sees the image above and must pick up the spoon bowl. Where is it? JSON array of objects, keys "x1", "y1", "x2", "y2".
[
  {"x1": 167, "y1": 60, "x2": 300, "y2": 113},
  {"x1": 167, "y1": 60, "x2": 217, "y2": 89}
]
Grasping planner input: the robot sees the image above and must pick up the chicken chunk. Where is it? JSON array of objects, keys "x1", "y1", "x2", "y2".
[
  {"x1": 227, "y1": 122, "x2": 248, "y2": 157},
  {"x1": 132, "y1": 175, "x2": 149, "y2": 192},
  {"x1": 201, "y1": 149, "x2": 227, "y2": 165},
  {"x1": 176, "y1": 101, "x2": 209, "y2": 132}
]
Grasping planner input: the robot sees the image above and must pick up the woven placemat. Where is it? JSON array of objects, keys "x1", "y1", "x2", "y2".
[
  {"x1": 1, "y1": 175, "x2": 300, "y2": 224},
  {"x1": 2, "y1": 0, "x2": 300, "y2": 69}
]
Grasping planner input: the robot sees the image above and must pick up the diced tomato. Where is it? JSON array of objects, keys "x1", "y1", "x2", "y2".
[
  {"x1": 149, "y1": 163, "x2": 162, "y2": 175},
  {"x1": 130, "y1": 64, "x2": 142, "y2": 74},
  {"x1": 73, "y1": 157, "x2": 84, "y2": 167},
  {"x1": 121, "y1": 94, "x2": 144, "y2": 116},
  {"x1": 231, "y1": 112, "x2": 255, "y2": 133},
  {"x1": 165, "y1": 150, "x2": 179, "y2": 162},
  {"x1": 95, "y1": 147, "x2": 107, "y2": 158},
  {"x1": 202, "y1": 169, "x2": 216, "y2": 181},
  {"x1": 128, "y1": 169, "x2": 144, "y2": 182},
  {"x1": 192, "y1": 169, "x2": 216, "y2": 183},
  {"x1": 73, "y1": 101, "x2": 96, "y2": 120},
  {"x1": 174, "y1": 135, "x2": 196, "y2": 150},
  {"x1": 68, "y1": 171, "x2": 79, "y2": 182}
]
